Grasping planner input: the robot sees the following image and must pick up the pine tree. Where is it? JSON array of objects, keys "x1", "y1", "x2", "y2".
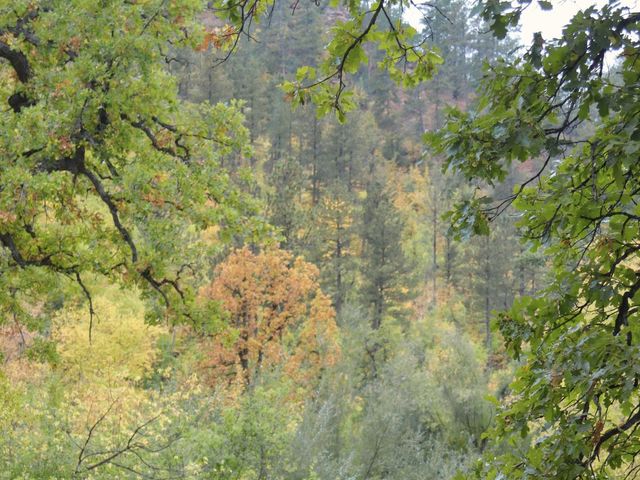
[{"x1": 360, "y1": 171, "x2": 414, "y2": 329}]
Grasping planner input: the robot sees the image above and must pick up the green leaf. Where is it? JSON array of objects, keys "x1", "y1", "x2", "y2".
[{"x1": 538, "y1": 1, "x2": 553, "y2": 11}]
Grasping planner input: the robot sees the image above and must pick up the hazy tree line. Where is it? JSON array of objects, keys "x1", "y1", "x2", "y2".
[{"x1": 171, "y1": 0, "x2": 545, "y2": 341}]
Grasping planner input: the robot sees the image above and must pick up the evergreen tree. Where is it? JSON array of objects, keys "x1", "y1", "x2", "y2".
[
  {"x1": 360, "y1": 170, "x2": 414, "y2": 329},
  {"x1": 267, "y1": 156, "x2": 308, "y2": 252},
  {"x1": 310, "y1": 182, "x2": 358, "y2": 317}
]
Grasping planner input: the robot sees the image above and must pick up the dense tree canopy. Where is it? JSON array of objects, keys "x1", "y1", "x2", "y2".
[{"x1": 3, "y1": 0, "x2": 639, "y2": 479}]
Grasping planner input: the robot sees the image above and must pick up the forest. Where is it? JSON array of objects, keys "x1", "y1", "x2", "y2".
[{"x1": 0, "y1": 0, "x2": 639, "y2": 478}]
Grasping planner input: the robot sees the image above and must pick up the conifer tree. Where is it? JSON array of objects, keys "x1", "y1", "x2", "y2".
[{"x1": 360, "y1": 171, "x2": 414, "y2": 329}]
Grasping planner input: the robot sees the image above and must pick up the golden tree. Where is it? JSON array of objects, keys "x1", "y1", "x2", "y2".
[{"x1": 200, "y1": 247, "x2": 339, "y2": 388}]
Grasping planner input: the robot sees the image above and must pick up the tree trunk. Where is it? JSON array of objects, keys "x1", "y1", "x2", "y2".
[
  {"x1": 484, "y1": 243, "x2": 491, "y2": 348},
  {"x1": 311, "y1": 116, "x2": 319, "y2": 205},
  {"x1": 431, "y1": 200, "x2": 438, "y2": 308}
]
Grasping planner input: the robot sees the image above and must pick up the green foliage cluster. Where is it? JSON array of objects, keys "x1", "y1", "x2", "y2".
[
  {"x1": 0, "y1": 0, "x2": 266, "y2": 336},
  {"x1": 431, "y1": 1, "x2": 640, "y2": 478}
]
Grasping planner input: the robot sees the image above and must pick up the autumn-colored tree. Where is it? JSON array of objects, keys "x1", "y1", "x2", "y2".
[
  {"x1": 310, "y1": 182, "x2": 358, "y2": 316},
  {"x1": 200, "y1": 247, "x2": 339, "y2": 388}
]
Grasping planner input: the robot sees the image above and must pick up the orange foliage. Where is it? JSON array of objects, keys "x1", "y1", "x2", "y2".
[
  {"x1": 195, "y1": 25, "x2": 236, "y2": 52},
  {"x1": 200, "y1": 247, "x2": 339, "y2": 389}
]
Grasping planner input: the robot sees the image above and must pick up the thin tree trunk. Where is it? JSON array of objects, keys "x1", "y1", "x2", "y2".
[
  {"x1": 431, "y1": 200, "x2": 438, "y2": 308},
  {"x1": 311, "y1": 116, "x2": 319, "y2": 205},
  {"x1": 445, "y1": 232, "x2": 452, "y2": 286},
  {"x1": 484, "y1": 244, "x2": 491, "y2": 348}
]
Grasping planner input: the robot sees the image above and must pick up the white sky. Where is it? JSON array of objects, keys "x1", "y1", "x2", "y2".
[
  {"x1": 519, "y1": 0, "x2": 639, "y2": 43},
  {"x1": 405, "y1": 0, "x2": 640, "y2": 44}
]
